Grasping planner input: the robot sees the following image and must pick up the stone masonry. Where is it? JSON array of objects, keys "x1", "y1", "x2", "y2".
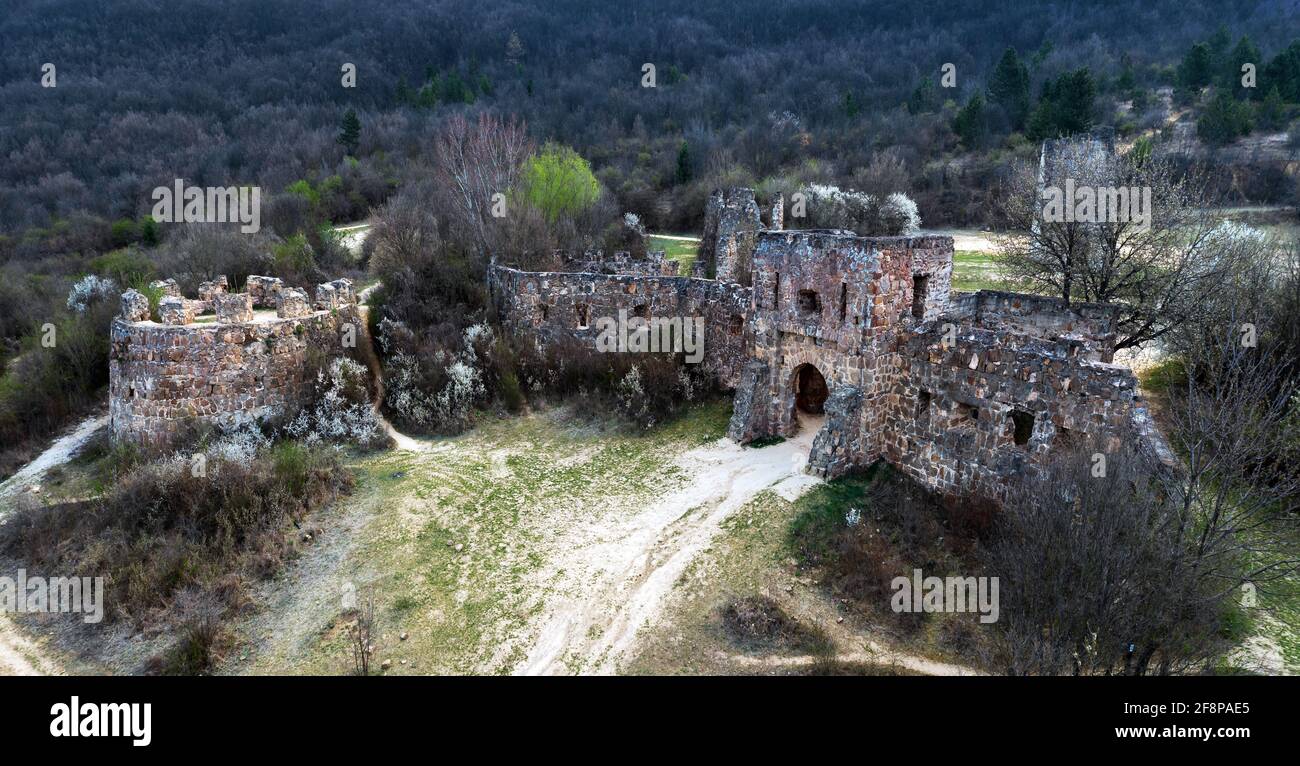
[
  {"x1": 725, "y1": 229, "x2": 1175, "y2": 501},
  {"x1": 109, "y1": 276, "x2": 361, "y2": 448},
  {"x1": 490, "y1": 267, "x2": 752, "y2": 389},
  {"x1": 697, "y1": 187, "x2": 772, "y2": 286}
]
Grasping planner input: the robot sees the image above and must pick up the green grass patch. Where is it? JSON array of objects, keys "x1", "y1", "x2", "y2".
[
  {"x1": 951, "y1": 250, "x2": 1006, "y2": 292},
  {"x1": 786, "y1": 464, "x2": 883, "y2": 565},
  {"x1": 1138, "y1": 356, "x2": 1187, "y2": 393},
  {"x1": 648, "y1": 235, "x2": 699, "y2": 275}
]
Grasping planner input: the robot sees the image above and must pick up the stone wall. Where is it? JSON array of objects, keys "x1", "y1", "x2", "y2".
[
  {"x1": 489, "y1": 266, "x2": 752, "y2": 389},
  {"x1": 882, "y1": 324, "x2": 1147, "y2": 500},
  {"x1": 947, "y1": 289, "x2": 1118, "y2": 361},
  {"x1": 109, "y1": 277, "x2": 360, "y2": 448},
  {"x1": 698, "y1": 187, "x2": 766, "y2": 285},
  {"x1": 726, "y1": 229, "x2": 1173, "y2": 502},
  {"x1": 729, "y1": 231, "x2": 957, "y2": 445},
  {"x1": 564, "y1": 249, "x2": 679, "y2": 276}
]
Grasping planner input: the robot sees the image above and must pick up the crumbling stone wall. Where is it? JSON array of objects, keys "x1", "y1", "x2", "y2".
[
  {"x1": 882, "y1": 324, "x2": 1148, "y2": 500},
  {"x1": 727, "y1": 229, "x2": 1173, "y2": 501},
  {"x1": 489, "y1": 266, "x2": 752, "y2": 389},
  {"x1": 698, "y1": 188, "x2": 768, "y2": 285},
  {"x1": 947, "y1": 289, "x2": 1118, "y2": 361},
  {"x1": 109, "y1": 277, "x2": 360, "y2": 448},
  {"x1": 564, "y1": 249, "x2": 679, "y2": 276}
]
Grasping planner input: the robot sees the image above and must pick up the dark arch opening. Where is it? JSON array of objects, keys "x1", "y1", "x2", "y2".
[{"x1": 793, "y1": 364, "x2": 829, "y2": 415}]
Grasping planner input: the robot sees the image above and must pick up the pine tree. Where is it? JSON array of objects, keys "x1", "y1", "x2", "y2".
[
  {"x1": 1197, "y1": 91, "x2": 1252, "y2": 146},
  {"x1": 1257, "y1": 85, "x2": 1286, "y2": 130},
  {"x1": 1224, "y1": 36, "x2": 1261, "y2": 99},
  {"x1": 138, "y1": 215, "x2": 160, "y2": 247},
  {"x1": 675, "y1": 140, "x2": 692, "y2": 184},
  {"x1": 1179, "y1": 42, "x2": 1214, "y2": 90},
  {"x1": 337, "y1": 108, "x2": 361, "y2": 156},
  {"x1": 953, "y1": 93, "x2": 987, "y2": 148},
  {"x1": 988, "y1": 47, "x2": 1031, "y2": 130},
  {"x1": 1116, "y1": 54, "x2": 1136, "y2": 95},
  {"x1": 907, "y1": 76, "x2": 938, "y2": 114},
  {"x1": 842, "y1": 90, "x2": 861, "y2": 118}
]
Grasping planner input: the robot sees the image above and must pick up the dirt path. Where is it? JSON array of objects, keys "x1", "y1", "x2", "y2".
[
  {"x1": 0, "y1": 414, "x2": 103, "y2": 676},
  {"x1": 726, "y1": 648, "x2": 984, "y2": 676},
  {"x1": 0, "y1": 413, "x2": 106, "y2": 502},
  {"x1": 517, "y1": 420, "x2": 824, "y2": 675}
]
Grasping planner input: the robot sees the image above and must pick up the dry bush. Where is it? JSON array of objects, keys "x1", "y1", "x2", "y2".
[
  {"x1": 0, "y1": 440, "x2": 353, "y2": 673},
  {"x1": 719, "y1": 595, "x2": 831, "y2": 654}
]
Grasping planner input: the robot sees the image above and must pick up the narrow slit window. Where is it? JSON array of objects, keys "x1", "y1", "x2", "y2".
[
  {"x1": 838, "y1": 283, "x2": 847, "y2": 322},
  {"x1": 773, "y1": 272, "x2": 781, "y2": 309},
  {"x1": 576, "y1": 303, "x2": 589, "y2": 329},
  {"x1": 912, "y1": 274, "x2": 929, "y2": 318},
  {"x1": 1009, "y1": 410, "x2": 1034, "y2": 446}
]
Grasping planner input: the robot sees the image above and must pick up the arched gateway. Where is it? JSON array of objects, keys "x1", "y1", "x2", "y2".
[{"x1": 792, "y1": 363, "x2": 828, "y2": 416}]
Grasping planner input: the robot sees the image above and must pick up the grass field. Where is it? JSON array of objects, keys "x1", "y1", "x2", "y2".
[
  {"x1": 648, "y1": 235, "x2": 699, "y2": 276},
  {"x1": 952, "y1": 250, "x2": 1010, "y2": 292}
]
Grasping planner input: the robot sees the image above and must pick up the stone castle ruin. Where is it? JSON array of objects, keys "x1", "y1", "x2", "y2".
[
  {"x1": 106, "y1": 177, "x2": 1174, "y2": 502},
  {"x1": 109, "y1": 275, "x2": 360, "y2": 447},
  {"x1": 492, "y1": 186, "x2": 1175, "y2": 502}
]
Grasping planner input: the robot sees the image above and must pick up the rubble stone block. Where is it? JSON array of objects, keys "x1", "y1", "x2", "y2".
[
  {"x1": 214, "y1": 293, "x2": 254, "y2": 323},
  {"x1": 314, "y1": 283, "x2": 339, "y2": 310},
  {"x1": 120, "y1": 289, "x2": 151, "y2": 322},
  {"x1": 158, "y1": 296, "x2": 194, "y2": 325},
  {"x1": 150, "y1": 278, "x2": 181, "y2": 297},
  {"x1": 246, "y1": 275, "x2": 284, "y2": 308},
  {"x1": 276, "y1": 287, "x2": 312, "y2": 318}
]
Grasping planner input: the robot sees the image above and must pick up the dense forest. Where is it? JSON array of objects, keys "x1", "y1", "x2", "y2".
[{"x1": 2, "y1": 0, "x2": 1298, "y2": 240}]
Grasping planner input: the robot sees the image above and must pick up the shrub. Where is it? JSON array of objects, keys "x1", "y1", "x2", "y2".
[
  {"x1": 719, "y1": 595, "x2": 832, "y2": 654},
  {"x1": 0, "y1": 439, "x2": 353, "y2": 649}
]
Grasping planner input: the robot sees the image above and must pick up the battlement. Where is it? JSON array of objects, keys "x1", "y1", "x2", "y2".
[{"x1": 109, "y1": 275, "x2": 360, "y2": 447}]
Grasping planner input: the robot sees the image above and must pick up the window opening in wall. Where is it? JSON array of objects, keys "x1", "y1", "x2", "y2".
[
  {"x1": 576, "y1": 303, "x2": 589, "y2": 329},
  {"x1": 839, "y1": 282, "x2": 847, "y2": 322},
  {"x1": 916, "y1": 390, "x2": 931, "y2": 419},
  {"x1": 954, "y1": 401, "x2": 979, "y2": 426},
  {"x1": 912, "y1": 274, "x2": 929, "y2": 318},
  {"x1": 773, "y1": 272, "x2": 780, "y2": 309},
  {"x1": 729, "y1": 314, "x2": 744, "y2": 335},
  {"x1": 632, "y1": 304, "x2": 649, "y2": 318},
  {"x1": 798, "y1": 290, "x2": 821, "y2": 315},
  {"x1": 1008, "y1": 410, "x2": 1034, "y2": 446}
]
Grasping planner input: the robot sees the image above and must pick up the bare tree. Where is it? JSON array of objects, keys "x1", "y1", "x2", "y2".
[
  {"x1": 995, "y1": 145, "x2": 1237, "y2": 351},
  {"x1": 348, "y1": 591, "x2": 376, "y2": 676},
  {"x1": 432, "y1": 112, "x2": 533, "y2": 259},
  {"x1": 989, "y1": 313, "x2": 1300, "y2": 675},
  {"x1": 987, "y1": 441, "x2": 1203, "y2": 676}
]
